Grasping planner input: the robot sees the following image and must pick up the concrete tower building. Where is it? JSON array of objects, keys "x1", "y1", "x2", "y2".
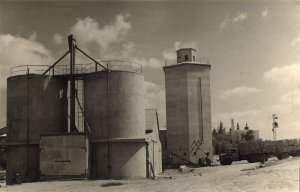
[{"x1": 163, "y1": 48, "x2": 212, "y2": 165}]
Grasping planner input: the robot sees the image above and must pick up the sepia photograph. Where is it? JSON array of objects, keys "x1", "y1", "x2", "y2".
[{"x1": 0, "y1": 0, "x2": 299, "y2": 191}]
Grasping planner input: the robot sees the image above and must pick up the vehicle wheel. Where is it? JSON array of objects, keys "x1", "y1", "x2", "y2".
[
  {"x1": 264, "y1": 156, "x2": 269, "y2": 162},
  {"x1": 277, "y1": 153, "x2": 289, "y2": 160},
  {"x1": 226, "y1": 157, "x2": 233, "y2": 165},
  {"x1": 277, "y1": 154, "x2": 282, "y2": 160},
  {"x1": 292, "y1": 152, "x2": 300, "y2": 157},
  {"x1": 220, "y1": 156, "x2": 232, "y2": 165},
  {"x1": 247, "y1": 156, "x2": 255, "y2": 163},
  {"x1": 260, "y1": 156, "x2": 265, "y2": 164},
  {"x1": 220, "y1": 159, "x2": 226, "y2": 166}
]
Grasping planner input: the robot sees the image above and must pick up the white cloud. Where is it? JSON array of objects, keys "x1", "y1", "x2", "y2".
[
  {"x1": 0, "y1": 34, "x2": 53, "y2": 84},
  {"x1": 220, "y1": 86, "x2": 260, "y2": 100},
  {"x1": 263, "y1": 63, "x2": 300, "y2": 88},
  {"x1": 162, "y1": 48, "x2": 176, "y2": 61},
  {"x1": 261, "y1": 7, "x2": 270, "y2": 18},
  {"x1": 233, "y1": 12, "x2": 248, "y2": 23},
  {"x1": 144, "y1": 81, "x2": 166, "y2": 128},
  {"x1": 52, "y1": 33, "x2": 63, "y2": 45},
  {"x1": 220, "y1": 11, "x2": 249, "y2": 31},
  {"x1": 70, "y1": 14, "x2": 131, "y2": 56},
  {"x1": 132, "y1": 57, "x2": 163, "y2": 69},
  {"x1": 219, "y1": 109, "x2": 262, "y2": 119},
  {"x1": 220, "y1": 16, "x2": 231, "y2": 31},
  {"x1": 69, "y1": 14, "x2": 164, "y2": 70},
  {"x1": 291, "y1": 35, "x2": 300, "y2": 46},
  {"x1": 0, "y1": 33, "x2": 54, "y2": 125},
  {"x1": 280, "y1": 89, "x2": 300, "y2": 105}
]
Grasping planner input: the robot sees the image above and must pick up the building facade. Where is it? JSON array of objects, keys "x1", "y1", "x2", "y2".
[{"x1": 163, "y1": 48, "x2": 213, "y2": 165}]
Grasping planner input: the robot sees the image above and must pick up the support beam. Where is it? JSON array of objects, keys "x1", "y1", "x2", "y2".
[
  {"x1": 76, "y1": 46, "x2": 107, "y2": 70},
  {"x1": 69, "y1": 35, "x2": 76, "y2": 133},
  {"x1": 43, "y1": 50, "x2": 70, "y2": 75}
]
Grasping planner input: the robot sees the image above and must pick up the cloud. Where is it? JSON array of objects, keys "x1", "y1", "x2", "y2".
[
  {"x1": 291, "y1": 35, "x2": 300, "y2": 46},
  {"x1": 132, "y1": 57, "x2": 163, "y2": 69},
  {"x1": 52, "y1": 33, "x2": 63, "y2": 45},
  {"x1": 69, "y1": 14, "x2": 163, "y2": 70},
  {"x1": 134, "y1": 41, "x2": 200, "y2": 69},
  {"x1": 0, "y1": 33, "x2": 54, "y2": 125},
  {"x1": 219, "y1": 109, "x2": 262, "y2": 119},
  {"x1": 144, "y1": 81, "x2": 166, "y2": 128},
  {"x1": 70, "y1": 14, "x2": 131, "y2": 56},
  {"x1": 162, "y1": 48, "x2": 177, "y2": 61},
  {"x1": 280, "y1": 89, "x2": 300, "y2": 105},
  {"x1": 220, "y1": 11, "x2": 249, "y2": 31},
  {"x1": 220, "y1": 86, "x2": 260, "y2": 100},
  {"x1": 220, "y1": 16, "x2": 231, "y2": 31},
  {"x1": 233, "y1": 12, "x2": 248, "y2": 23},
  {"x1": 263, "y1": 63, "x2": 300, "y2": 88},
  {"x1": 261, "y1": 7, "x2": 270, "y2": 18},
  {"x1": 0, "y1": 34, "x2": 53, "y2": 83}
]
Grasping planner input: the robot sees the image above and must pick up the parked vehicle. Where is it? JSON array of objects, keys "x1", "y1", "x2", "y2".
[{"x1": 219, "y1": 139, "x2": 300, "y2": 165}]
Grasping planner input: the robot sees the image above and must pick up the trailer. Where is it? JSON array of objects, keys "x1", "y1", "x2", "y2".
[{"x1": 219, "y1": 139, "x2": 300, "y2": 165}]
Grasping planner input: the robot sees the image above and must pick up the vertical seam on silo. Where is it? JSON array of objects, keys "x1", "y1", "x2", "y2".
[
  {"x1": 26, "y1": 74, "x2": 30, "y2": 177},
  {"x1": 106, "y1": 66, "x2": 110, "y2": 179}
]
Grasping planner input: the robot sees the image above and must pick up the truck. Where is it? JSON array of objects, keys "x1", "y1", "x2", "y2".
[{"x1": 219, "y1": 139, "x2": 300, "y2": 165}]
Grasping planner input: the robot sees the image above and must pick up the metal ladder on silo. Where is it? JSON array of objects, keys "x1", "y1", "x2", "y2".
[
  {"x1": 75, "y1": 80, "x2": 91, "y2": 134},
  {"x1": 75, "y1": 80, "x2": 84, "y2": 132}
]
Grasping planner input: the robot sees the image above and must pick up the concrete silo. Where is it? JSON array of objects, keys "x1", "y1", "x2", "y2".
[
  {"x1": 84, "y1": 67, "x2": 146, "y2": 179},
  {"x1": 164, "y1": 48, "x2": 213, "y2": 166},
  {"x1": 5, "y1": 35, "x2": 161, "y2": 183},
  {"x1": 6, "y1": 74, "x2": 68, "y2": 184}
]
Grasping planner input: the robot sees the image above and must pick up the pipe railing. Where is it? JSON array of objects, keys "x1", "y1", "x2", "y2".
[
  {"x1": 165, "y1": 58, "x2": 210, "y2": 67},
  {"x1": 9, "y1": 60, "x2": 143, "y2": 76}
]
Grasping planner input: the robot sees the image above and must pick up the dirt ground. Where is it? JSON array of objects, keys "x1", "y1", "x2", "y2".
[{"x1": 0, "y1": 157, "x2": 299, "y2": 192}]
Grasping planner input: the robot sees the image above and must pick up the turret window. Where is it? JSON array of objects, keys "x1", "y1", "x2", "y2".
[{"x1": 184, "y1": 55, "x2": 188, "y2": 61}]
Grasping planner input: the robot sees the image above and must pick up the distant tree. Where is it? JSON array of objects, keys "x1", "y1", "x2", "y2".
[
  {"x1": 213, "y1": 121, "x2": 235, "y2": 155},
  {"x1": 218, "y1": 122, "x2": 226, "y2": 134},
  {"x1": 212, "y1": 128, "x2": 218, "y2": 137},
  {"x1": 241, "y1": 130, "x2": 255, "y2": 141}
]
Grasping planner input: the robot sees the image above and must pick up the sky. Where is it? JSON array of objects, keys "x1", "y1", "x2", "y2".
[{"x1": 0, "y1": 0, "x2": 300, "y2": 140}]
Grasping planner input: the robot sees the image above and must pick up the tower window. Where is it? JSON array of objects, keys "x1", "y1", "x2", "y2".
[
  {"x1": 184, "y1": 55, "x2": 188, "y2": 61},
  {"x1": 193, "y1": 55, "x2": 195, "y2": 61},
  {"x1": 178, "y1": 56, "x2": 181, "y2": 63}
]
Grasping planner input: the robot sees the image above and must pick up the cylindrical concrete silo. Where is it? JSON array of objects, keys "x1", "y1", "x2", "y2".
[
  {"x1": 84, "y1": 70, "x2": 145, "y2": 179},
  {"x1": 6, "y1": 74, "x2": 68, "y2": 184}
]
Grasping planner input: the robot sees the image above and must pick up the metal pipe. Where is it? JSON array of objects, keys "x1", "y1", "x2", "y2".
[
  {"x1": 68, "y1": 35, "x2": 76, "y2": 133},
  {"x1": 75, "y1": 46, "x2": 107, "y2": 70},
  {"x1": 42, "y1": 50, "x2": 70, "y2": 75}
]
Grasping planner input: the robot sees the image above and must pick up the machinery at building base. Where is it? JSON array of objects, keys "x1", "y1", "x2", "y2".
[{"x1": 219, "y1": 139, "x2": 300, "y2": 165}]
